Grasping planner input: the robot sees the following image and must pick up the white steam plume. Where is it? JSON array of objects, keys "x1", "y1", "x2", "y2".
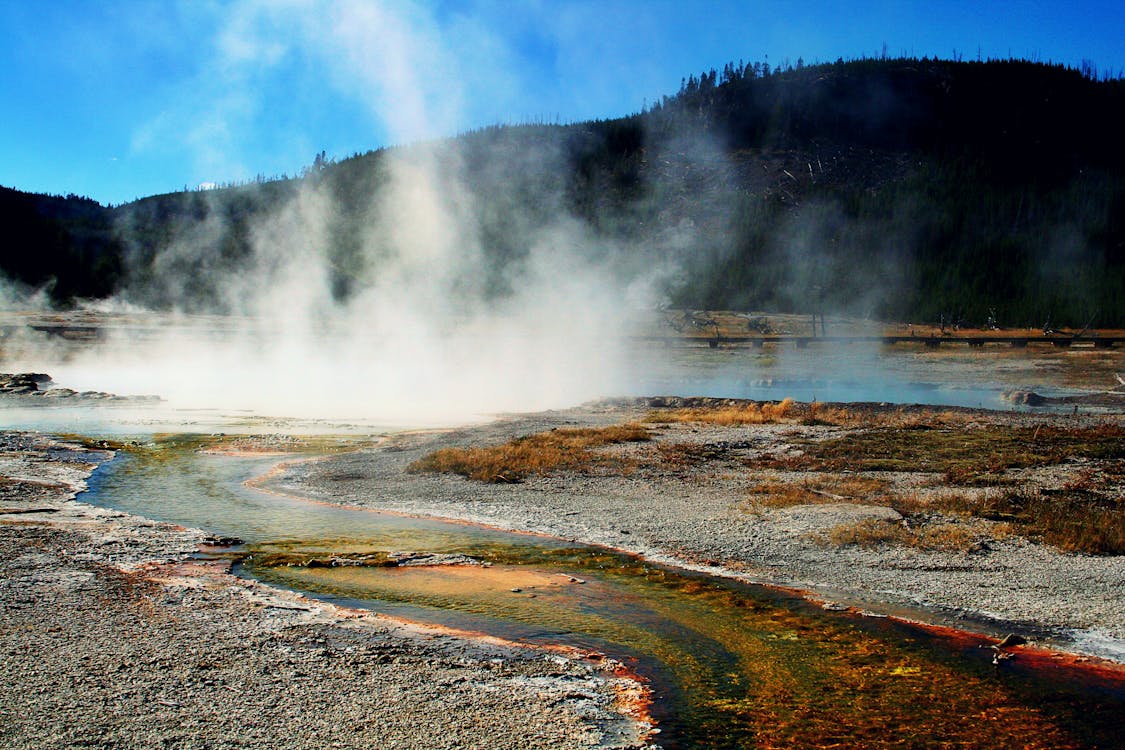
[
  {"x1": 52, "y1": 151, "x2": 649, "y2": 423},
  {"x1": 33, "y1": 1, "x2": 663, "y2": 424}
]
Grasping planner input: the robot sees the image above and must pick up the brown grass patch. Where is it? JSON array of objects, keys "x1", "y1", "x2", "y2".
[
  {"x1": 647, "y1": 398, "x2": 795, "y2": 426},
  {"x1": 759, "y1": 479, "x2": 1124, "y2": 555},
  {"x1": 646, "y1": 398, "x2": 978, "y2": 430},
  {"x1": 797, "y1": 401, "x2": 852, "y2": 426},
  {"x1": 747, "y1": 420, "x2": 1124, "y2": 555},
  {"x1": 763, "y1": 423, "x2": 1125, "y2": 477},
  {"x1": 797, "y1": 403, "x2": 976, "y2": 429},
  {"x1": 821, "y1": 519, "x2": 980, "y2": 552},
  {"x1": 890, "y1": 488, "x2": 1125, "y2": 555},
  {"x1": 745, "y1": 475, "x2": 891, "y2": 509},
  {"x1": 889, "y1": 490, "x2": 983, "y2": 516},
  {"x1": 407, "y1": 423, "x2": 651, "y2": 483},
  {"x1": 654, "y1": 442, "x2": 731, "y2": 469},
  {"x1": 971, "y1": 489, "x2": 1125, "y2": 556},
  {"x1": 941, "y1": 466, "x2": 1019, "y2": 487}
]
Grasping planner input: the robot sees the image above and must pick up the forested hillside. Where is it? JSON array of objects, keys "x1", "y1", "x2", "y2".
[
  {"x1": 0, "y1": 187, "x2": 123, "y2": 300},
  {"x1": 643, "y1": 57, "x2": 1125, "y2": 325},
  {"x1": 3, "y1": 57, "x2": 1123, "y2": 326}
]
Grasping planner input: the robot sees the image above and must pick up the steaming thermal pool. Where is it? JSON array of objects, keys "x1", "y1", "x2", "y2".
[
  {"x1": 78, "y1": 435, "x2": 1125, "y2": 750},
  {"x1": 6, "y1": 309, "x2": 1122, "y2": 425}
]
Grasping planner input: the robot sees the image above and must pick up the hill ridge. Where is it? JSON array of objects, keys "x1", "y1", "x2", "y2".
[{"x1": 2, "y1": 57, "x2": 1122, "y2": 327}]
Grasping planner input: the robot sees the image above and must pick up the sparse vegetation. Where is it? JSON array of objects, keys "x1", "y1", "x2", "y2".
[
  {"x1": 408, "y1": 406, "x2": 1125, "y2": 555},
  {"x1": 821, "y1": 519, "x2": 981, "y2": 553},
  {"x1": 649, "y1": 400, "x2": 977, "y2": 430},
  {"x1": 795, "y1": 405, "x2": 972, "y2": 430},
  {"x1": 744, "y1": 475, "x2": 891, "y2": 509},
  {"x1": 655, "y1": 442, "x2": 735, "y2": 470},
  {"x1": 407, "y1": 424, "x2": 650, "y2": 483},
  {"x1": 959, "y1": 489, "x2": 1125, "y2": 556},
  {"x1": 941, "y1": 466, "x2": 1019, "y2": 487},
  {"x1": 750, "y1": 475, "x2": 1125, "y2": 556},
  {"x1": 647, "y1": 398, "x2": 795, "y2": 425},
  {"x1": 823, "y1": 483, "x2": 1125, "y2": 556},
  {"x1": 763, "y1": 423, "x2": 1125, "y2": 477}
]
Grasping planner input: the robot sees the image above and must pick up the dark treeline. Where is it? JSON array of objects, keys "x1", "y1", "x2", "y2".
[
  {"x1": 2, "y1": 56, "x2": 1123, "y2": 326},
  {"x1": 599, "y1": 56, "x2": 1125, "y2": 326},
  {"x1": 0, "y1": 187, "x2": 124, "y2": 300}
]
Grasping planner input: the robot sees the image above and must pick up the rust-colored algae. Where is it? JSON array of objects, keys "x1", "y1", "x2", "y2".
[
  {"x1": 106, "y1": 422, "x2": 1125, "y2": 749},
  {"x1": 249, "y1": 539, "x2": 1125, "y2": 750}
]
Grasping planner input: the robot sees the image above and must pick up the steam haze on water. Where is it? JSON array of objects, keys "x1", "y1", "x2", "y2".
[
  {"x1": 46, "y1": 144, "x2": 656, "y2": 422},
  {"x1": 5, "y1": 2, "x2": 673, "y2": 423}
]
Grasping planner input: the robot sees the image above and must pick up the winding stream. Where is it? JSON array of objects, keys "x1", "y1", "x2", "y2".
[{"x1": 80, "y1": 435, "x2": 1125, "y2": 749}]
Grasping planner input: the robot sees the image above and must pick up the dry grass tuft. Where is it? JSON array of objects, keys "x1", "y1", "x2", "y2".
[
  {"x1": 941, "y1": 466, "x2": 1018, "y2": 487},
  {"x1": 647, "y1": 398, "x2": 795, "y2": 426},
  {"x1": 796, "y1": 403, "x2": 975, "y2": 429},
  {"x1": 745, "y1": 475, "x2": 891, "y2": 510},
  {"x1": 765, "y1": 422, "x2": 1125, "y2": 476},
  {"x1": 890, "y1": 488, "x2": 1125, "y2": 555},
  {"x1": 821, "y1": 519, "x2": 979, "y2": 552},
  {"x1": 890, "y1": 490, "x2": 981, "y2": 516},
  {"x1": 748, "y1": 420, "x2": 1124, "y2": 555},
  {"x1": 407, "y1": 423, "x2": 651, "y2": 483},
  {"x1": 797, "y1": 401, "x2": 864, "y2": 426},
  {"x1": 977, "y1": 490, "x2": 1125, "y2": 556},
  {"x1": 655, "y1": 442, "x2": 730, "y2": 469},
  {"x1": 646, "y1": 398, "x2": 978, "y2": 430}
]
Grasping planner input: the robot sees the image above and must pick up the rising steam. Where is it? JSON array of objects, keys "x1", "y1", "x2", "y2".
[
  {"x1": 38, "y1": 141, "x2": 658, "y2": 423},
  {"x1": 5, "y1": 0, "x2": 674, "y2": 423}
]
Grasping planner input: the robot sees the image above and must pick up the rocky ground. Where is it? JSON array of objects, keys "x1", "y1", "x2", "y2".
[
  {"x1": 0, "y1": 433, "x2": 650, "y2": 750},
  {"x1": 3, "y1": 385, "x2": 1123, "y2": 749},
  {"x1": 267, "y1": 399, "x2": 1125, "y2": 663}
]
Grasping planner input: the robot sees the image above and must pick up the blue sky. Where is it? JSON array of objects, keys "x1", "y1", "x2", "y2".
[{"x1": 3, "y1": 0, "x2": 1123, "y2": 206}]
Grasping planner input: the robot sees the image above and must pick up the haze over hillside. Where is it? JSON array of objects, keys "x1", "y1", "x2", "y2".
[{"x1": 4, "y1": 57, "x2": 1123, "y2": 328}]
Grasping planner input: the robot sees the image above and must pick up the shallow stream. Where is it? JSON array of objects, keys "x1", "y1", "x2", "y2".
[{"x1": 82, "y1": 436, "x2": 1125, "y2": 749}]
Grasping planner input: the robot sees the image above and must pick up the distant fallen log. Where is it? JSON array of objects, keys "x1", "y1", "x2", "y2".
[{"x1": 1003, "y1": 390, "x2": 1125, "y2": 408}]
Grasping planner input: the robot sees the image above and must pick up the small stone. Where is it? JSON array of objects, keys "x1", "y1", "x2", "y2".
[{"x1": 996, "y1": 633, "x2": 1027, "y2": 648}]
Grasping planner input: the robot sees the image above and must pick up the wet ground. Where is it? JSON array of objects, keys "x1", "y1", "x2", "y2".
[{"x1": 77, "y1": 431, "x2": 1125, "y2": 749}]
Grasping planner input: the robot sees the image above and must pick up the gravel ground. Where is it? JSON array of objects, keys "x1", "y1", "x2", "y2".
[
  {"x1": 3, "y1": 399, "x2": 1122, "y2": 749},
  {"x1": 264, "y1": 400, "x2": 1125, "y2": 663},
  {"x1": 0, "y1": 433, "x2": 651, "y2": 750}
]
